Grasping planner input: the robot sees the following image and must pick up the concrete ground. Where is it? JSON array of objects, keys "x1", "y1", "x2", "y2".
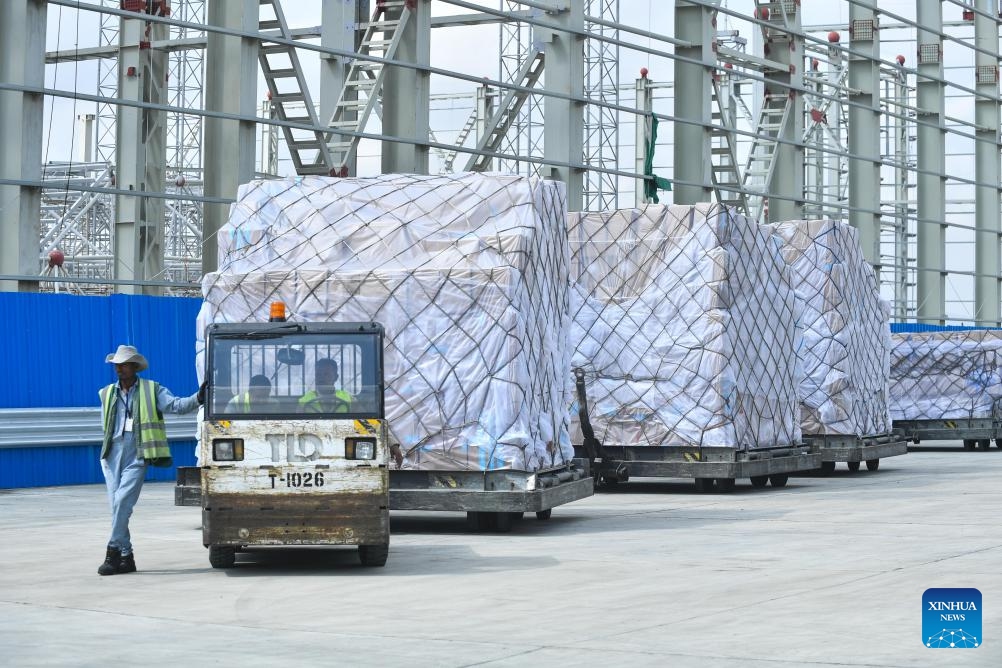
[{"x1": 1, "y1": 443, "x2": 999, "y2": 667}]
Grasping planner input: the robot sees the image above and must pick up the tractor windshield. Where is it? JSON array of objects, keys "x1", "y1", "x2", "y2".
[{"x1": 207, "y1": 329, "x2": 383, "y2": 420}]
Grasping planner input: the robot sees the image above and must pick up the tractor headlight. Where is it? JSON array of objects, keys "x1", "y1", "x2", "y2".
[
  {"x1": 213, "y1": 439, "x2": 244, "y2": 461},
  {"x1": 345, "y1": 437, "x2": 376, "y2": 460}
]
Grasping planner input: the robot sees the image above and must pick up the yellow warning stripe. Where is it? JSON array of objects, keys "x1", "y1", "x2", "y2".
[
  {"x1": 683, "y1": 451, "x2": 701, "y2": 463},
  {"x1": 353, "y1": 419, "x2": 381, "y2": 435}
]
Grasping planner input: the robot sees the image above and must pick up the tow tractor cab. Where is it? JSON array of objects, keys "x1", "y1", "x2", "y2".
[{"x1": 201, "y1": 315, "x2": 389, "y2": 568}]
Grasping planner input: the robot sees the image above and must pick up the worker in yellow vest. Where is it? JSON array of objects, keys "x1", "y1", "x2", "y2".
[
  {"x1": 299, "y1": 358, "x2": 352, "y2": 413},
  {"x1": 98, "y1": 345, "x2": 203, "y2": 576},
  {"x1": 224, "y1": 374, "x2": 272, "y2": 413}
]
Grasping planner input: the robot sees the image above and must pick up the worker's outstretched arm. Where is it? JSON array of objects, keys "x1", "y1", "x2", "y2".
[{"x1": 156, "y1": 383, "x2": 200, "y2": 414}]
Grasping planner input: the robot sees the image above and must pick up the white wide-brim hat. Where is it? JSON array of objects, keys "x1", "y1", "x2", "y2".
[{"x1": 106, "y1": 344, "x2": 149, "y2": 372}]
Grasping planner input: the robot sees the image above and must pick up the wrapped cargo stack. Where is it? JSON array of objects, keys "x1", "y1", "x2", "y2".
[
  {"x1": 568, "y1": 203, "x2": 801, "y2": 450},
  {"x1": 889, "y1": 329, "x2": 1002, "y2": 420},
  {"x1": 198, "y1": 173, "x2": 574, "y2": 472},
  {"x1": 767, "y1": 220, "x2": 893, "y2": 436}
]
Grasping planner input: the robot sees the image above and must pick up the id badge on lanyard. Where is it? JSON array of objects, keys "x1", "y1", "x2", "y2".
[{"x1": 123, "y1": 392, "x2": 134, "y2": 434}]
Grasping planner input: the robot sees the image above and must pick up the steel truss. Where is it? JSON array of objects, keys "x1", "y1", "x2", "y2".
[{"x1": 22, "y1": 1, "x2": 1002, "y2": 323}]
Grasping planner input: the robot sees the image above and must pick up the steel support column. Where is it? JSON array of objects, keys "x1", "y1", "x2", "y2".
[
  {"x1": 973, "y1": 0, "x2": 1001, "y2": 325},
  {"x1": 635, "y1": 74, "x2": 653, "y2": 207},
  {"x1": 541, "y1": 1, "x2": 585, "y2": 210},
  {"x1": 916, "y1": 0, "x2": 945, "y2": 324},
  {"x1": 847, "y1": 4, "x2": 881, "y2": 266},
  {"x1": 203, "y1": 0, "x2": 258, "y2": 275},
  {"x1": 766, "y1": 1, "x2": 804, "y2": 222},
  {"x1": 673, "y1": 0, "x2": 714, "y2": 205},
  {"x1": 115, "y1": 7, "x2": 168, "y2": 295},
  {"x1": 382, "y1": 0, "x2": 430, "y2": 175},
  {"x1": 0, "y1": 0, "x2": 45, "y2": 292},
  {"x1": 892, "y1": 66, "x2": 911, "y2": 319}
]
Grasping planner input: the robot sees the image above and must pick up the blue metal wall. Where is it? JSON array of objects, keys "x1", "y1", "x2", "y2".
[
  {"x1": 1, "y1": 292, "x2": 201, "y2": 489},
  {"x1": 0, "y1": 441, "x2": 197, "y2": 489},
  {"x1": 0, "y1": 292, "x2": 201, "y2": 408}
]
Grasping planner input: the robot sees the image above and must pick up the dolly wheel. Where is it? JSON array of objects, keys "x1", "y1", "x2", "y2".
[
  {"x1": 978, "y1": 439, "x2": 991, "y2": 450},
  {"x1": 750, "y1": 475, "x2": 769, "y2": 488},
  {"x1": 865, "y1": 459, "x2": 880, "y2": 471},
  {"x1": 715, "y1": 478, "x2": 736, "y2": 493},
  {"x1": 847, "y1": 461, "x2": 861, "y2": 472},
  {"x1": 535, "y1": 509, "x2": 552, "y2": 521},
  {"x1": 208, "y1": 545, "x2": 236, "y2": 569},
  {"x1": 819, "y1": 461, "x2": 836, "y2": 475},
  {"x1": 769, "y1": 474, "x2": 789, "y2": 488},
  {"x1": 963, "y1": 440, "x2": 976, "y2": 450},
  {"x1": 358, "y1": 544, "x2": 389, "y2": 567},
  {"x1": 694, "y1": 478, "x2": 714, "y2": 493},
  {"x1": 466, "y1": 511, "x2": 491, "y2": 532},
  {"x1": 996, "y1": 438, "x2": 1002, "y2": 449},
  {"x1": 493, "y1": 512, "x2": 517, "y2": 533}
]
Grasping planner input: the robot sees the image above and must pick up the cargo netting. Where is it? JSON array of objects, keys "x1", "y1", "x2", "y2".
[
  {"x1": 767, "y1": 220, "x2": 892, "y2": 436},
  {"x1": 889, "y1": 329, "x2": 1002, "y2": 420},
  {"x1": 197, "y1": 173, "x2": 574, "y2": 472},
  {"x1": 568, "y1": 204, "x2": 801, "y2": 450}
]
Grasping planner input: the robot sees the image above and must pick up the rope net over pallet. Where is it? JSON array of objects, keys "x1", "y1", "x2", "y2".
[
  {"x1": 567, "y1": 204, "x2": 801, "y2": 450},
  {"x1": 889, "y1": 329, "x2": 1002, "y2": 420},
  {"x1": 767, "y1": 220, "x2": 892, "y2": 437},
  {"x1": 197, "y1": 173, "x2": 573, "y2": 472}
]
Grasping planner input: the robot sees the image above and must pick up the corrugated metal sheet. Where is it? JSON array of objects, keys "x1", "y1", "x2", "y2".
[
  {"x1": 0, "y1": 293, "x2": 201, "y2": 409},
  {"x1": 0, "y1": 408, "x2": 196, "y2": 447},
  {"x1": 0, "y1": 441, "x2": 197, "y2": 489}
]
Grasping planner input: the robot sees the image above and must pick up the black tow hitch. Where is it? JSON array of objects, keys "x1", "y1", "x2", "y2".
[{"x1": 574, "y1": 367, "x2": 629, "y2": 486}]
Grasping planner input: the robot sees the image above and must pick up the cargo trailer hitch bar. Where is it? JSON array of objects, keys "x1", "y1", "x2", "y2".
[{"x1": 574, "y1": 367, "x2": 629, "y2": 485}]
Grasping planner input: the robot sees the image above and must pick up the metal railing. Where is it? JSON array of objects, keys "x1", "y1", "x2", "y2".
[{"x1": 0, "y1": 408, "x2": 198, "y2": 448}]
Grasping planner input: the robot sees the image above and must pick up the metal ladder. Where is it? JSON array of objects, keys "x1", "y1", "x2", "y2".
[
  {"x1": 443, "y1": 107, "x2": 481, "y2": 173},
  {"x1": 258, "y1": 0, "x2": 332, "y2": 176},
  {"x1": 464, "y1": 48, "x2": 545, "y2": 172},
  {"x1": 740, "y1": 0, "x2": 796, "y2": 221},
  {"x1": 324, "y1": 0, "x2": 413, "y2": 175},
  {"x1": 710, "y1": 78, "x2": 750, "y2": 215},
  {"x1": 743, "y1": 92, "x2": 790, "y2": 222}
]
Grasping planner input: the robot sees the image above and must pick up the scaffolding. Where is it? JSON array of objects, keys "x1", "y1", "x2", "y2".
[{"x1": 7, "y1": 0, "x2": 1001, "y2": 324}]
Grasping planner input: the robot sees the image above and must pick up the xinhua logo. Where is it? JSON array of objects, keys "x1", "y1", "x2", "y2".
[{"x1": 923, "y1": 588, "x2": 982, "y2": 648}]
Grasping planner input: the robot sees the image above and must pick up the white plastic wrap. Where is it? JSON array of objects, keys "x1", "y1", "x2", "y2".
[
  {"x1": 198, "y1": 173, "x2": 573, "y2": 472},
  {"x1": 889, "y1": 329, "x2": 1002, "y2": 420},
  {"x1": 568, "y1": 204, "x2": 801, "y2": 450},
  {"x1": 766, "y1": 219, "x2": 893, "y2": 436}
]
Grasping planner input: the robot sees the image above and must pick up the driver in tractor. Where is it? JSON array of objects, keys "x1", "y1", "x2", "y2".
[
  {"x1": 299, "y1": 358, "x2": 352, "y2": 413},
  {"x1": 224, "y1": 374, "x2": 272, "y2": 413}
]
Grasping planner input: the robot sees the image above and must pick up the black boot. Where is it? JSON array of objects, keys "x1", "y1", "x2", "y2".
[
  {"x1": 98, "y1": 547, "x2": 121, "y2": 576},
  {"x1": 117, "y1": 552, "x2": 137, "y2": 574}
]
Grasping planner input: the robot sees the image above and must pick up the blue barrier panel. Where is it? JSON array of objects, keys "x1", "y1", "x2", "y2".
[
  {"x1": 0, "y1": 293, "x2": 201, "y2": 409},
  {"x1": 0, "y1": 292, "x2": 201, "y2": 488},
  {"x1": 0, "y1": 441, "x2": 197, "y2": 489},
  {"x1": 889, "y1": 323, "x2": 994, "y2": 334}
]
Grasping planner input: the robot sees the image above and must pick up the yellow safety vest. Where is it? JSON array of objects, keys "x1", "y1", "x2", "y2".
[
  {"x1": 100, "y1": 379, "x2": 170, "y2": 464},
  {"x1": 299, "y1": 389, "x2": 352, "y2": 413}
]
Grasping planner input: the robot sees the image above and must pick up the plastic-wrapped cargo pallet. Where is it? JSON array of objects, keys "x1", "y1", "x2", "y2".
[
  {"x1": 766, "y1": 219, "x2": 893, "y2": 436},
  {"x1": 889, "y1": 329, "x2": 1002, "y2": 419},
  {"x1": 197, "y1": 173, "x2": 574, "y2": 472},
  {"x1": 568, "y1": 203, "x2": 801, "y2": 449}
]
